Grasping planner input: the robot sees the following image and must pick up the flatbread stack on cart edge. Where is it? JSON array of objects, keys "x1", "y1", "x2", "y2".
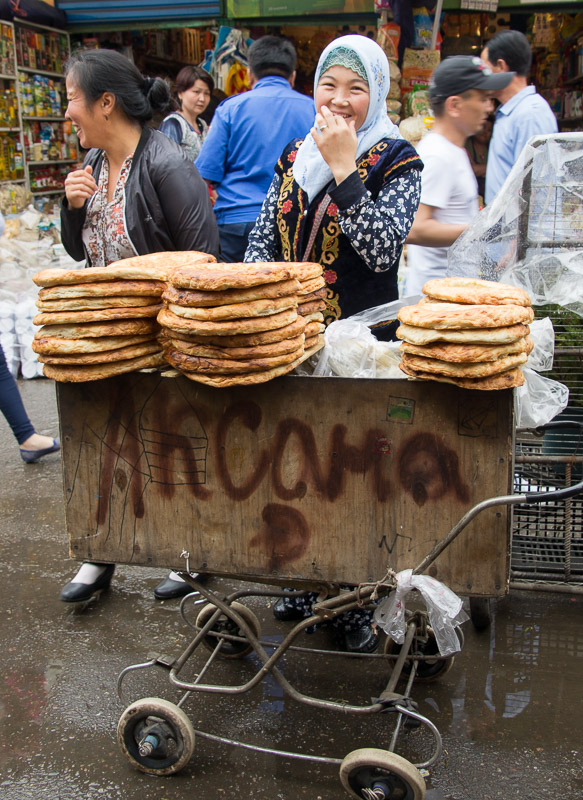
[
  {"x1": 31, "y1": 251, "x2": 215, "y2": 382},
  {"x1": 158, "y1": 261, "x2": 325, "y2": 386},
  {"x1": 396, "y1": 277, "x2": 534, "y2": 390}
]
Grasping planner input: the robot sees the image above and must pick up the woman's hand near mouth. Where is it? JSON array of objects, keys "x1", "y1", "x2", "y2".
[
  {"x1": 64, "y1": 165, "x2": 98, "y2": 210},
  {"x1": 312, "y1": 105, "x2": 358, "y2": 186}
]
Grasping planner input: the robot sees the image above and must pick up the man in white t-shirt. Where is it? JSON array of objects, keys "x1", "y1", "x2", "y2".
[{"x1": 405, "y1": 56, "x2": 514, "y2": 297}]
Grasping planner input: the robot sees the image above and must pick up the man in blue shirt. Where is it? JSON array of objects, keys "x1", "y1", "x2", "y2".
[
  {"x1": 481, "y1": 30, "x2": 558, "y2": 205},
  {"x1": 196, "y1": 36, "x2": 315, "y2": 262}
]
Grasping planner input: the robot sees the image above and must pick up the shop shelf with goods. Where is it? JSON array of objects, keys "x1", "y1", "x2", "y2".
[
  {"x1": 11, "y1": 17, "x2": 79, "y2": 195},
  {"x1": 0, "y1": 21, "x2": 25, "y2": 189}
]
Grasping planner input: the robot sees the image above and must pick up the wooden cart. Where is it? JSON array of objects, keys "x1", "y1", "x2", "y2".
[{"x1": 57, "y1": 372, "x2": 520, "y2": 799}]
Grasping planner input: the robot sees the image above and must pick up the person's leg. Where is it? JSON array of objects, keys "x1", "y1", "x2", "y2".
[
  {"x1": 0, "y1": 343, "x2": 35, "y2": 444},
  {"x1": 218, "y1": 222, "x2": 256, "y2": 263}
]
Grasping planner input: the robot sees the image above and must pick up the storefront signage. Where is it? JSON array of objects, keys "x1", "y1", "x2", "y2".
[
  {"x1": 227, "y1": 0, "x2": 374, "y2": 17},
  {"x1": 460, "y1": 0, "x2": 498, "y2": 10}
]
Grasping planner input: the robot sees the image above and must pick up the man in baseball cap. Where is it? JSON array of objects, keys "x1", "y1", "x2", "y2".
[{"x1": 404, "y1": 56, "x2": 514, "y2": 296}]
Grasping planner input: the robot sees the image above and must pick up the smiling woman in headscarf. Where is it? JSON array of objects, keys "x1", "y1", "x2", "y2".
[{"x1": 245, "y1": 34, "x2": 423, "y2": 322}]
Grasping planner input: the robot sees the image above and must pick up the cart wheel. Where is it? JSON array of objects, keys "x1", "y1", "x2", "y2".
[
  {"x1": 383, "y1": 627, "x2": 454, "y2": 683},
  {"x1": 117, "y1": 697, "x2": 195, "y2": 776},
  {"x1": 196, "y1": 601, "x2": 261, "y2": 659},
  {"x1": 469, "y1": 597, "x2": 492, "y2": 631},
  {"x1": 339, "y1": 748, "x2": 425, "y2": 800}
]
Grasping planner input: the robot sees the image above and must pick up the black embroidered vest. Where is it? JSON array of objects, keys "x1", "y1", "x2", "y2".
[{"x1": 274, "y1": 138, "x2": 422, "y2": 323}]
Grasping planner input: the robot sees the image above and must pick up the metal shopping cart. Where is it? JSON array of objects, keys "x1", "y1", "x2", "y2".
[{"x1": 57, "y1": 371, "x2": 583, "y2": 799}]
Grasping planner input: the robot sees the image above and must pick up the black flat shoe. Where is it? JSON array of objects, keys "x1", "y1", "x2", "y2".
[
  {"x1": 60, "y1": 564, "x2": 115, "y2": 603},
  {"x1": 272, "y1": 596, "x2": 305, "y2": 622},
  {"x1": 154, "y1": 574, "x2": 207, "y2": 600},
  {"x1": 337, "y1": 625, "x2": 380, "y2": 654}
]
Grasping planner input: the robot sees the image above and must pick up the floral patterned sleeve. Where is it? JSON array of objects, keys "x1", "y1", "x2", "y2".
[
  {"x1": 244, "y1": 175, "x2": 282, "y2": 262},
  {"x1": 333, "y1": 170, "x2": 421, "y2": 273}
]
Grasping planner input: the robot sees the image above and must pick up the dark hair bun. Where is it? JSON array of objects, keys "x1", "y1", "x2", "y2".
[{"x1": 146, "y1": 76, "x2": 171, "y2": 114}]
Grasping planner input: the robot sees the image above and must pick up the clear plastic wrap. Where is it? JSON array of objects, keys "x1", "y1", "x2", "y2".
[
  {"x1": 447, "y1": 133, "x2": 583, "y2": 317},
  {"x1": 373, "y1": 569, "x2": 469, "y2": 657}
]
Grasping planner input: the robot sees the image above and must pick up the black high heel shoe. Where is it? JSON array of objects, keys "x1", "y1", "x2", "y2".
[{"x1": 60, "y1": 564, "x2": 115, "y2": 603}]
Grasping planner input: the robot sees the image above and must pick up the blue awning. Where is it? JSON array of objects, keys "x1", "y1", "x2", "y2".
[{"x1": 54, "y1": 1, "x2": 221, "y2": 27}]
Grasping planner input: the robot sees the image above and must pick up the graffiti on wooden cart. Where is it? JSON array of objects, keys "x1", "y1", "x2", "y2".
[{"x1": 66, "y1": 378, "x2": 468, "y2": 566}]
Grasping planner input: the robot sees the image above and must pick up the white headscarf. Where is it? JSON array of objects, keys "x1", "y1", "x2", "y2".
[{"x1": 292, "y1": 34, "x2": 401, "y2": 204}]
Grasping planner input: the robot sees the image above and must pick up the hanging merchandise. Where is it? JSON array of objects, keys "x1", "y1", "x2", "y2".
[{"x1": 209, "y1": 27, "x2": 252, "y2": 96}]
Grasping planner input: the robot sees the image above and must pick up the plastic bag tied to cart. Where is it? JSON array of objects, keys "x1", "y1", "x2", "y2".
[{"x1": 374, "y1": 569, "x2": 469, "y2": 657}]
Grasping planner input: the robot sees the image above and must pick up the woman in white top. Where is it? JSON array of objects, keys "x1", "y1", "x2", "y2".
[{"x1": 159, "y1": 65, "x2": 213, "y2": 161}]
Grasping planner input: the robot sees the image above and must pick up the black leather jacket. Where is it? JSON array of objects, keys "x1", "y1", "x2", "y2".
[{"x1": 60, "y1": 126, "x2": 219, "y2": 264}]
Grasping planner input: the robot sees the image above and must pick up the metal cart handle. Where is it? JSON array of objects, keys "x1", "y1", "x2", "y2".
[{"x1": 413, "y1": 477, "x2": 583, "y2": 576}]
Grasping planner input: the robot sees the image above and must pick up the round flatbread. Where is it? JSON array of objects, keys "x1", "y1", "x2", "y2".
[
  {"x1": 32, "y1": 252, "x2": 215, "y2": 286},
  {"x1": 32, "y1": 334, "x2": 156, "y2": 355},
  {"x1": 168, "y1": 333, "x2": 305, "y2": 360},
  {"x1": 303, "y1": 311, "x2": 325, "y2": 324},
  {"x1": 165, "y1": 316, "x2": 307, "y2": 348},
  {"x1": 36, "y1": 296, "x2": 161, "y2": 312},
  {"x1": 37, "y1": 341, "x2": 161, "y2": 365},
  {"x1": 42, "y1": 351, "x2": 165, "y2": 382},
  {"x1": 299, "y1": 299, "x2": 326, "y2": 316},
  {"x1": 164, "y1": 345, "x2": 304, "y2": 374},
  {"x1": 400, "y1": 335, "x2": 534, "y2": 363},
  {"x1": 396, "y1": 322, "x2": 530, "y2": 345},
  {"x1": 179, "y1": 342, "x2": 321, "y2": 388},
  {"x1": 158, "y1": 306, "x2": 298, "y2": 336},
  {"x1": 304, "y1": 334, "x2": 325, "y2": 351},
  {"x1": 398, "y1": 302, "x2": 534, "y2": 330},
  {"x1": 399, "y1": 361, "x2": 525, "y2": 390},
  {"x1": 170, "y1": 263, "x2": 293, "y2": 291},
  {"x1": 401, "y1": 350, "x2": 528, "y2": 378},
  {"x1": 162, "y1": 279, "x2": 300, "y2": 308},
  {"x1": 38, "y1": 280, "x2": 166, "y2": 300},
  {"x1": 299, "y1": 287, "x2": 327, "y2": 304},
  {"x1": 34, "y1": 319, "x2": 158, "y2": 340},
  {"x1": 167, "y1": 295, "x2": 297, "y2": 321},
  {"x1": 304, "y1": 320, "x2": 326, "y2": 337},
  {"x1": 422, "y1": 277, "x2": 531, "y2": 307},
  {"x1": 298, "y1": 276, "x2": 326, "y2": 295},
  {"x1": 291, "y1": 263, "x2": 324, "y2": 281},
  {"x1": 33, "y1": 304, "x2": 163, "y2": 326}
]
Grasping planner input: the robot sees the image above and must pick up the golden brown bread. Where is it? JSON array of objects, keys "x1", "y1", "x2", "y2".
[
  {"x1": 422, "y1": 277, "x2": 531, "y2": 306},
  {"x1": 168, "y1": 333, "x2": 304, "y2": 360},
  {"x1": 34, "y1": 319, "x2": 158, "y2": 340},
  {"x1": 32, "y1": 334, "x2": 156, "y2": 355},
  {"x1": 167, "y1": 295, "x2": 297, "y2": 321},
  {"x1": 164, "y1": 345, "x2": 304, "y2": 374},
  {"x1": 165, "y1": 316, "x2": 307, "y2": 347},
  {"x1": 399, "y1": 361, "x2": 525, "y2": 390},
  {"x1": 178, "y1": 342, "x2": 322, "y2": 387},
  {"x1": 396, "y1": 322, "x2": 530, "y2": 345},
  {"x1": 400, "y1": 335, "x2": 533, "y2": 363},
  {"x1": 400, "y1": 350, "x2": 528, "y2": 377},
  {"x1": 169, "y1": 262, "x2": 293, "y2": 291},
  {"x1": 398, "y1": 302, "x2": 534, "y2": 329},
  {"x1": 298, "y1": 299, "x2": 326, "y2": 316},
  {"x1": 37, "y1": 341, "x2": 161, "y2": 364},
  {"x1": 33, "y1": 304, "x2": 162, "y2": 326},
  {"x1": 38, "y1": 280, "x2": 166, "y2": 299},
  {"x1": 290, "y1": 263, "x2": 324, "y2": 281},
  {"x1": 42, "y1": 352, "x2": 165, "y2": 382},
  {"x1": 298, "y1": 276, "x2": 326, "y2": 295},
  {"x1": 36, "y1": 296, "x2": 161, "y2": 311},
  {"x1": 162, "y1": 279, "x2": 300, "y2": 307},
  {"x1": 158, "y1": 306, "x2": 298, "y2": 336}
]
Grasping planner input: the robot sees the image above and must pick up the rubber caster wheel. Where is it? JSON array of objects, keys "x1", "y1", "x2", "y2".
[
  {"x1": 383, "y1": 628, "x2": 454, "y2": 683},
  {"x1": 340, "y1": 748, "x2": 425, "y2": 800},
  {"x1": 196, "y1": 601, "x2": 261, "y2": 658},
  {"x1": 469, "y1": 597, "x2": 492, "y2": 630},
  {"x1": 117, "y1": 697, "x2": 195, "y2": 776}
]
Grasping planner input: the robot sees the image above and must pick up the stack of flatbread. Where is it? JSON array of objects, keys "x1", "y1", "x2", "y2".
[
  {"x1": 294, "y1": 262, "x2": 328, "y2": 325},
  {"x1": 396, "y1": 277, "x2": 534, "y2": 390},
  {"x1": 32, "y1": 251, "x2": 215, "y2": 382},
  {"x1": 158, "y1": 261, "x2": 325, "y2": 387}
]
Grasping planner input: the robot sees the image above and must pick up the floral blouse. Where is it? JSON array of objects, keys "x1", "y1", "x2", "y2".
[{"x1": 82, "y1": 154, "x2": 137, "y2": 267}]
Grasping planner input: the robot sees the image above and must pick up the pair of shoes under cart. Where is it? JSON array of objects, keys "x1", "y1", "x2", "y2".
[{"x1": 60, "y1": 564, "x2": 115, "y2": 603}]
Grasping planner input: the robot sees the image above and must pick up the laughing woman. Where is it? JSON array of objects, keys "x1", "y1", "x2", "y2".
[
  {"x1": 245, "y1": 34, "x2": 423, "y2": 324},
  {"x1": 245, "y1": 34, "x2": 423, "y2": 654}
]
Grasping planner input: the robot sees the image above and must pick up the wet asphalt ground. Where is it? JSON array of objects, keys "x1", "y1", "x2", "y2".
[{"x1": 1, "y1": 377, "x2": 582, "y2": 800}]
